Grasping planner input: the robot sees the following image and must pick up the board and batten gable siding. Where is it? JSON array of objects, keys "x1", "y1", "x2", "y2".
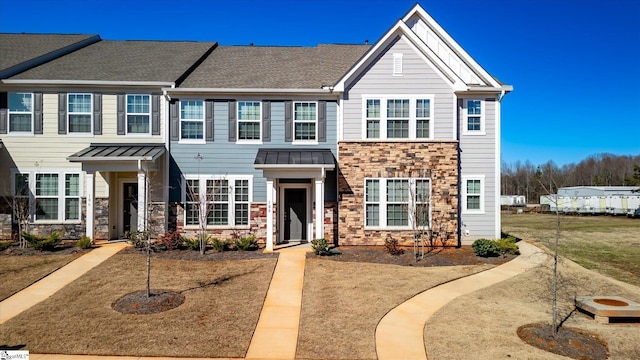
[
  {"x1": 459, "y1": 96, "x2": 498, "y2": 238},
  {"x1": 342, "y1": 36, "x2": 455, "y2": 140},
  {"x1": 169, "y1": 100, "x2": 339, "y2": 203}
]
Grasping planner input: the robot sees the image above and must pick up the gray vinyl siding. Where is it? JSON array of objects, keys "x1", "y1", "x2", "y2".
[
  {"x1": 170, "y1": 101, "x2": 338, "y2": 202},
  {"x1": 342, "y1": 36, "x2": 455, "y2": 140},
  {"x1": 459, "y1": 97, "x2": 498, "y2": 237}
]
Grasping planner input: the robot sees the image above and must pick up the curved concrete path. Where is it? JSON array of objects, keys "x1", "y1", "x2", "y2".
[
  {"x1": 0, "y1": 242, "x2": 129, "y2": 324},
  {"x1": 375, "y1": 241, "x2": 547, "y2": 360}
]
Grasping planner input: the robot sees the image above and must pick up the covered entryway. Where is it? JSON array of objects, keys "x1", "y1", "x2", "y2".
[
  {"x1": 254, "y1": 148, "x2": 336, "y2": 251},
  {"x1": 67, "y1": 143, "x2": 166, "y2": 240}
]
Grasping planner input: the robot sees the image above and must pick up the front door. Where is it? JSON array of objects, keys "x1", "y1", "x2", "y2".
[
  {"x1": 284, "y1": 188, "x2": 306, "y2": 241},
  {"x1": 123, "y1": 183, "x2": 138, "y2": 235}
]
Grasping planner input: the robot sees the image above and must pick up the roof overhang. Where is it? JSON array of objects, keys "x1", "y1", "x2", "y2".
[
  {"x1": 254, "y1": 148, "x2": 336, "y2": 176},
  {"x1": 2, "y1": 79, "x2": 175, "y2": 87},
  {"x1": 165, "y1": 87, "x2": 339, "y2": 97},
  {"x1": 67, "y1": 143, "x2": 165, "y2": 162}
]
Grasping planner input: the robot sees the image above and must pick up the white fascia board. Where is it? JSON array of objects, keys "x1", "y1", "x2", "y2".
[
  {"x1": 404, "y1": 5, "x2": 506, "y2": 89},
  {"x1": 2, "y1": 79, "x2": 175, "y2": 87},
  {"x1": 462, "y1": 85, "x2": 513, "y2": 94},
  {"x1": 254, "y1": 164, "x2": 335, "y2": 170},
  {"x1": 67, "y1": 156, "x2": 159, "y2": 162},
  {"x1": 164, "y1": 87, "x2": 340, "y2": 96}
]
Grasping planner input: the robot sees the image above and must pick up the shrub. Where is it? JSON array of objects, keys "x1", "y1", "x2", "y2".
[
  {"x1": 126, "y1": 231, "x2": 148, "y2": 249},
  {"x1": 495, "y1": 236, "x2": 520, "y2": 256},
  {"x1": 0, "y1": 241, "x2": 13, "y2": 251},
  {"x1": 311, "y1": 238, "x2": 330, "y2": 255},
  {"x1": 471, "y1": 238, "x2": 499, "y2": 257},
  {"x1": 234, "y1": 235, "x2": 258, "y2": 251},
  {"x1": 159, "y1": 230, "x2": 182, "y2": 250},
  {"x1": 182, "y1": 237, "x2": 201, "y2": 251},
  {"x1": 209, "y1": 237, "x2": 231, "y2": 252},
  {"x1": 384, "y1": 238, "x2": 405, "y2": 255},
  {"x1": 23, "y1": 232, "x2": 62, "y2": 251},
  {"x1": 76, "y1": 236, "x2": 92, "y2": 249}
]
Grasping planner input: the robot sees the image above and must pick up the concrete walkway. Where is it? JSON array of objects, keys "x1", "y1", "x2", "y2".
[
  {"x1": 375, "y1": 241, "x2": 548, "y2": 360},
  {"x1": 245, "y1": 244, "x2": 311, "y2": 359},
  {"x1": 0, "y1": 242, "x2": 129, "y2": 324}
]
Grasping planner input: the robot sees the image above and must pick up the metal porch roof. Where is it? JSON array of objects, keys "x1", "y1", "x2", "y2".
[
  {"x1": 67, "y1": 143, "x2": 165, "y2": 162},
  {"x1": 254, "y1": 148, "x2": 335, "y2": 169}
]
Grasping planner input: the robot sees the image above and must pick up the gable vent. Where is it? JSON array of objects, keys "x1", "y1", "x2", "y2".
[{"x1": 393, "y1": 53, "x2": 403, "y2": 76}]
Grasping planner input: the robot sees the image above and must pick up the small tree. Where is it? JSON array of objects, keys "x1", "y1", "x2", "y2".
[{"x1": 2, "y1": 173, "x2": 31, "y2": 248}]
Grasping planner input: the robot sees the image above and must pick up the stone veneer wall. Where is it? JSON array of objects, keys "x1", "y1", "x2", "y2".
[
  {"x1": 338, "y1": 141, "x2": 459, "y2": 247},
  {"x1": 22, "y1": 198, "x2": 110, "y2": 240}
]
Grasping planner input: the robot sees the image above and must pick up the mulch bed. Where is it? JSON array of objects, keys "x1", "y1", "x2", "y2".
[
  {"x1": 1, "y1": 243, "x2": 90, "y2": 256},
  {"x1": 517, "y1": 323, "x2": 609, "y2": 360},
  {"x1": 112, "y1": 290, "x2": 185, "y2": 314},
  {"x1": 121, "y1": 246, "x2": 279, "y2": 261},
  {"x1": 308, "y1": 245, "x2": 517, "y2": 267}
]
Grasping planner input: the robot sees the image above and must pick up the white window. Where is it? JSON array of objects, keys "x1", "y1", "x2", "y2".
[
  {"x1": 363, "y1": 95, "x2": 434, "y2": 140},
  {"x1": 126, "y1": 94, "x2": 151, "y2": 134},
  {"x1": 180, "y1": 100, "x2": 204, "y2": 141},
  {"x1": 183, "y1": 175, "x2": 252, "y2": 227},
  {"x1": 364, "y1": 178, "x2": 431, "y2": 229},
  {"x1": 237, "y1": 101, "x2": 261, "y2": 141},
  {"x1": 68, "y1": 93, "x2": 92, "y2": 133},
  {"x1": 393, "y1": 53, "x2": 403, "y2": 76},
  {"x1": 12, "y1": 170, "x2": 82, "y2": 222},
  {"x1": 294, "y1": 102, "x2": 317, "y2": 142},
  {"x1": 8, "y1": 93, "x2": 33, "y2": 133},
  {"x1": 462, "y1": 176, "x2": 485, "y2": 213},
  {"x1": 464, "y1": 99, "x2": 484, "y2": 135}
]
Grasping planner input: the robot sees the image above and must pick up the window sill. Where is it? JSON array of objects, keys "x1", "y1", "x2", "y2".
[
  {"x1": 125, "y1": 133, "x2": 153, "y2": 138},
  {"x1": 67, "y1": 133, "x2": 94, "y2": 138},
  {"x1": 461, "y1": 131, "x2": 486, "y2": 136},
  {"x1": 236, "y1": 140, "x2": 263, "y2": 145},
  {"x1": 178, "y1": 139, "x2": 206, "y2": 145},
  {"x1": 364, "y1": 226, "x2": 413, "y2": 231},
  {"x1": 292, "y1": 141, "x2": 319, "y2": 145},
  {"x1": 6, "y1": 132, "x2": 35, "y2": 137}
]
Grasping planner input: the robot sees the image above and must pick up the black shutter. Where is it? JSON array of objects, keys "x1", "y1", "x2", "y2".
[
  {"x1": 93, "y1": 93, "x2": 102, "y2": 135},
  {"x1": 205, "y1": 99, "x2": 214, "y2": 141},
  {"x1": 228, "y1": 100, "x2": 236, "y2": 142},
  {"x1": 0, "y1": 92, "x2": 7, "y2": 134},
  {"x1": 152, "y1": 95, "x2": 160, "y2": 135},
  {"x1": 58, "y1": 93, "x2": 67, "y2": 134},
  {"x1": 262, "y1": 100, "x2": 271, "y2": 142},
  {"x1": 170, "y1": 100, "x2": 179, "y2": 141},
  {"x1": 117, "y1": 94, "x2": 125, "y2": 135},
  {"x1": 318, "y1": 101, "x2": 326, "y2": 142},
  {"x1": 34, "y1": 92, "x2": 43, "y2": 134},
  {"x1": 284, "y1": 100, "x2": 293, "y2": 142}
]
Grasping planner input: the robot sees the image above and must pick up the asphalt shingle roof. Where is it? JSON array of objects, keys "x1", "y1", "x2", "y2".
[
  {"x1": 0, "y1": 33, "x2": 98, "y2": 76},
  {"x1": 179, "y1": 44, "x2": 371, "y2": 89},
  {"x1": 10, "y1": 40, "x2": 217, "y2": 83}
]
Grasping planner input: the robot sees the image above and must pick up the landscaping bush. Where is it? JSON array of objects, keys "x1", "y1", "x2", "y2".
[
  {"x1": 0, "y1": 240, "x2": 13, "y2": 251},
  {"x1": 126, "y1": 231, "x2": 148, "y2": 249},
  {"x1": 182, "y1": 237, "x2": 201, "y2": 251},
  {"x1": 384, "y1": 238, "x2": 405, "y2": 255},
  {"x1": 159, "y1": 230, "x2": 182, "y2": 250},
  {"x1": 496, "y1": 236, "x2": 520, "y2": 256},
  {"x1": 471, "y1": 238, "x2": 499, "y2": 257},
  {"x1": 209, "y1": 237, "x2": 231, "y2": 252},
  {"x1": 234, "y1": 235, "x2": 258, "y2": 251},
  {"x1": 23, "y1": 232, "x2": 62, "y2": 251},
  {"x1": 76, "y1": 235, "x2": 92, "y2": 249},
  {"x1": 311, "y1": 238, "x2": 330, "y2": 255}
]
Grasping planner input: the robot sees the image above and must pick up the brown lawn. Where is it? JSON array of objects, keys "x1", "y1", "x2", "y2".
[
  {"x1": 0, "y1": 252, "x2": 85, "y2": 301},
  {"x1": 297, "y1": 259, "x2": 493, "y2": 359},
  {"x1": 0, "y1": 252, "x2": 277, "y2": 358}
]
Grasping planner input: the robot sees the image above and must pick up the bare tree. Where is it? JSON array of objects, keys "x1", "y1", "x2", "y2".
[{"x1": 2, "y1": 172, "x2": 31, "y2": 248}]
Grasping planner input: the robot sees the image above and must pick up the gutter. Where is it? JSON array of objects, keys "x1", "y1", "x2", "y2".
[
  {"x1": 1, "y1": 79, "x2": 175, "y2": 87},
  {"x1": 163, "y1": 87, "x2": 341, "y2": 96}
]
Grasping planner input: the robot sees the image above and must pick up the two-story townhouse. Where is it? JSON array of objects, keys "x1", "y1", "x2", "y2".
[
  {"x1": 164, "y1": 45, "x2": 369, "y2": 251},
  {"x1": 334, "y1": 4, "x2": 512, "y2": 246},
  {"x1": 0, "y1": 37, "x2": 216, "y2": 241}
]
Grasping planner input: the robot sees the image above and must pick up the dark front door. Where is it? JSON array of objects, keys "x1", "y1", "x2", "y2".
[
  {"x1": 284, "y1": 188, "x2": 306, "y2": 241},
  {"x1": 123, "y1": 183, "x2": 138, "y2": 235}
]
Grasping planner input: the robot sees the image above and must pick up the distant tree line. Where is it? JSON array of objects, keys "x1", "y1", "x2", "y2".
[{"x1": 501, "y1": 153, "x2": 640, "y2": 203}]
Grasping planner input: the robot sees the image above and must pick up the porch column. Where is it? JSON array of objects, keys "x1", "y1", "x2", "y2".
[
  {"x1": 266, "y1": 179, "x2": 275, "y2": 252},
  {"x1": 315, "y1": 178, "x2": 324, "y2": 240},
  {"x1": 137, "y1": 171, "x2": 147, "y2": 232},
  {"x1": 85, "y1": 171, "x2": 95, "y2": 240}
]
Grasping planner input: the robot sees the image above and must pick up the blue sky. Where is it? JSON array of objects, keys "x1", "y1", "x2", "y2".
[{"x1": 1, "y1": 0, "x2": 638, "y2": 167}]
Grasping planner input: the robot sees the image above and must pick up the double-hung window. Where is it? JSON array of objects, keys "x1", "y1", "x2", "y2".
[
  {"x1": 464, "y1": 99, "x2": 484, "y2": 134},
  {"x1": 365, "y1": 178, "x2": 431, "y2": 228},
  {"x1": 294, "y1": 102, "x2": 317, "y2": 141},
  {"x1": 183, "y1": 175, "x2": 252, "y2": 227},
  {"x1": 126, "y1": 95, "x2": 151, "y2": 134},
  {"x1": 364, "y1": 96, "x2": 433, "y2": 139},
  {"x1": 64, "y1": 174, "x2": 81, "y2": 220},
  {"x1": 180, "y1": 100, "x2": 204, "y2": 140},
  {"x1": 12, "y1": 171, "x2": 81, "y2": 222},
  {"x1": 68, "y1": 94, "x2": 92, "y2": 133},
  {"x1": 462, "y1": 176, "x2": 484, "y2": 213},
  {"x1": 8, "y1": 93, "x2": 33, "y2": 133},
  {"x1": 237, "y1": 101, "x2": 261, "y2": 141},
  {"x1": 35, "y1": 174, "x2": 58, "y2": 221}
]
